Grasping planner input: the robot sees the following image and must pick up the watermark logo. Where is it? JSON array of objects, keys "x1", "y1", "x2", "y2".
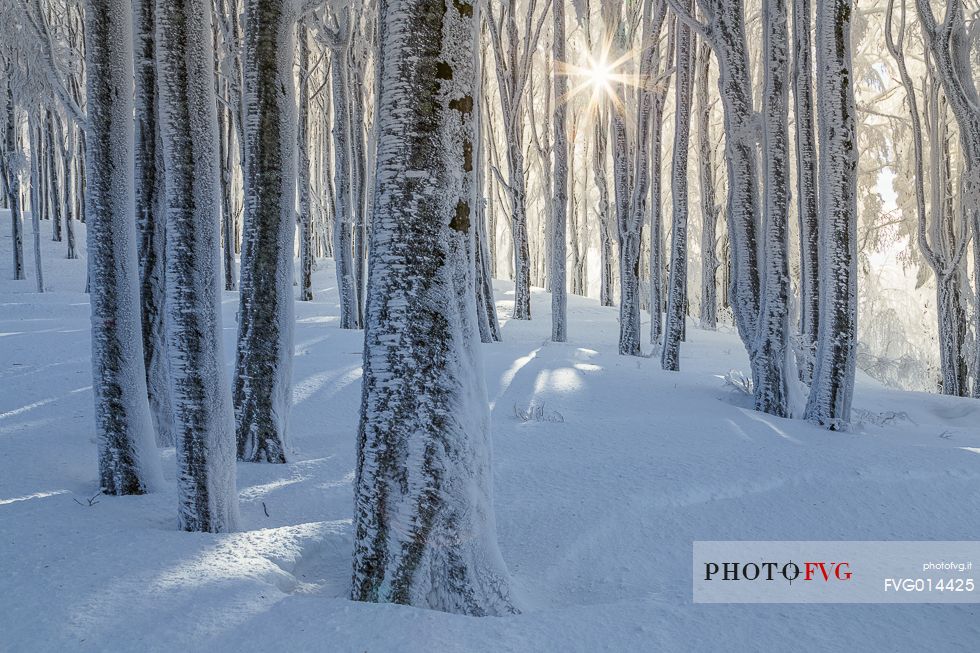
[
  {"x1": 694, "y1": 541, "x2": 979, "y2": 603},
  {"x1": 703, "y1": 560, "x2": 852, "y2": 583}
]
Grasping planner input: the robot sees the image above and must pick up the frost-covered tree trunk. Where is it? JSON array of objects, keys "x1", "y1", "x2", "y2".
[
  {"x1": 323, "y1": 12, "x2": 360, "y2": 329},
  {"x1": 45, "y1": 112, "x2": 63, "y2": 245},
  {"x1": 887, "y1": 0, "x2": 972, "y2": 397},
  {"x1": 234, "y1": 0, "x2": 297, "y2": 462},
  {"x1": 696, "y1": 38, "x2": 718, "y2": 330},
  {"x1": 28, "y1": 120, "x2": 37, "y2": 218},
  {"x1": 669, "y1": 0, "x2": 761, "y2": 367},
  {"x1": 5, "y1": 79, "x2": 24, "y2": 281},
  {"x1": 928, "y1": 110, "x2": 969, "y2": 396},
  {"x1": 28, "y1": 118, "x2": 43, "y2": 292},
  {"x1": 528, "y1": 54, "x2": 553, "y2": 293},
  {"x1": 704, "y1": 2, "x2": 759, "y2": 353},
  {"x1": 474, "y1": 203, "x2": 502, "y2": 342},
  {"x1": 753, "y1": 0, "x2": 791, "y2": 417},
  {"x1": 85, "y1": 0, "x2": 163, "y2": 494},
  {"x1": 349, "y1": 33, "x2": 370, "y2": 325},
  {"x1": 135, "y1": 0, "x2": 174, "y2": 447},
  {"x1": 156, "y1": 0, "x2": 240, "y2": 531},
  {"x1": 913, "y1": 0, "x2": 980, "y2": 397},
  {"x1": 297, "y1": 22, "x2": 314, "y2": 302},
  {"x1": 353, "y1": 0, "x2": 515, "y2": 615},
  {"x1": 66, "y1": 4, "x2": 88, "y2": 235},
  {"x1": 611, "y1": 103, "x2": 640, "y2": 354},
  {"x1": 58, "y1": 114, "x2": 78, "y2": 259},
  {"x1": 618, "y1": 0, "x2": 665, "y2": 357},
  {"x1": 38, "y1": 120, "x2": 49, "y2": 226},
  {"x1": 567, "y1": 116, "x2": 586, "y2": 296},
  {"x1": 662, "y1": 6, "x2": 693, "y2": 371},
  {"x1": 320, "y1": 62, "x2": 336, "y2": 260},
  {"x1": 649, "y1": 15, "x2": 676, "y2": 344},
  {"x1": 219, "y1": 90, "x2": 238, "y2": 291},
  {"x1": 551, "y1": 0, "x2": 568, "y2": 343},
  {"x1": 506, "y1": 133, "x2": 531, "y2": 319},
  {"x1": 473, "y1": 38, "x2": 501, "y2": 343},
  {"x1": 0, "y1": 129, "x2": 7, "y2": 212},
  {"x1": 804, "y1": 0, "x2": 857, "y2": 429},
  {"x1": 664, "y1": 0, "x2": 793, "y2": 417},
  {"x1": 593, "y1": 109, "x2": 614, "y2": 307},
  {"x1": 486, "y1": 0, "x2": 546, "y2": 321},
  {"x1": 215, "y1": 2, "x2": 239, "y2": 292},
  {"x1": 792, "y1": 0, "x2": 818, "y2": 382}
]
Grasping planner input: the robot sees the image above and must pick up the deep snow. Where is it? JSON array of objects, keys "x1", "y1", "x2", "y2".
[{"x1": 2, "y1": 215, "x2": 980, "y2": 652}]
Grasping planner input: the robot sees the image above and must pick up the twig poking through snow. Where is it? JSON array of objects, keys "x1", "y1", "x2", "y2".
[
  {"x1": 514, "y1": 402, "x2": 565, "y2": 423},
  {"x1": 73, "y1": 492, "x2": 101, "y2": 507},
  {"x1": 720, "y1": 369, "x2": 754, "y2": 396}
]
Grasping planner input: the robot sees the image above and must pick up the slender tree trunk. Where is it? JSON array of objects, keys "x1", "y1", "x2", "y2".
[
  {"x1": 662, "y1": 8, "x2": 694, "y2": 370},
  {"x1": 473, "y1": 41, "x2": 501, "y2": 343},
  {"x1": 5, "y1": 81, "x2": 24, "y2": 281},
  {"x1": 649, "y1": 16, "x2": 676, "y2": 344},
  {"x1": 39, "y1": 117, "x2": 49, "y2": 226},
  {"x1": 508, "y1": 142, "x2": 532, "y2": 319},
  {"x1": 85, "y1": 0, "x2": 163, "y2": 494},
  {"x1": 46, "y1": 112, "x2": 63, "y2": 243},
  {"x1": 551, "y1": 0, "x2": 568, "y2": 342},
  {"x1": 321, "y1": 63, "x2": 335, "y2": 260},
  {"x1": 612, "y1": 100, "x2": 641, "y2": 355},
  {"x1": 52, "y1": 114, "x2": 77, "y2": 259},
  {"x1": 28, "y1": 117, "x2": 43, "y2": 292},
  {"x1": 0, "y1": 139, "x2": 7, "y2": 211},
  {"x1": 328, "y1": 20, "x2": 360, "y2": 329},
  {"x1": 297, "y1": 23, "x2": 314, "y2": 301},
  {"x1": 220, "y1": 93, "x2": 238, "y2": 290},
  {"x1": 353, "y1": 0, "x2": 515, "y2": 615},
  {"x1": 804, "y1": 0, "x2": 857, "y2": 429},
  {"x1": 792, "y1": 0, "x2": 818, "y2": 382},
  {"x1": 135, "y1": 0, "x2": 174, "y2": 447},
  {"x1": 593, "y1": 111, "x2": 614, "y2": 307},
  {"x1": 234, "y1": 0, "x2": 297, "y2": 462},
  {"x1": 494, "y1": 0, "x2": 531, "y2": 321},
  {"x1": 934, "y1": 114, "x2": 968, "y2": 394},
  {"x1": 567, "y1": 122, "x2": 583, "y2": 296},
  {"x1": 350, "y1": 42, "x2": 369, "y2": 325},
  {"x1": 485, "y1": 113, "x2": 498, "y2": 280},
  {"x1": 216, "y1": 7, "x2": 238, "y2": 292},
  {"x1": 696, "y1": 40, "x2": 718, "y2": 330}
]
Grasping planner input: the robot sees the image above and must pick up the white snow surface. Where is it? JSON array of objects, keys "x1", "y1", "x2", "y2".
[{"x1": 2, "y1": 215, "x2": 980, "y2": 651}]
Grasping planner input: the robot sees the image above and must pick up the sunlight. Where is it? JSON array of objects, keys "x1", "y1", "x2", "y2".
[
  {"x1": 490, "y1": 347, "x2": 542, "y2": 410},
  {"x1": 584, "y1": 58, "x2": 613, "y2": 90},
  {"x1": 0, "y1": 397, "x2": 57, "y2": 421},
  {"x1": 557, "y1": 39, "x2": 647, "y2": 119},
  {"x1": 0, "y1": 490, "x2": 69, "y2": 506}
]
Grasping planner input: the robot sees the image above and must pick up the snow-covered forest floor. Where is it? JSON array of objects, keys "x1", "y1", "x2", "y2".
[{"x1": 2, "y1": 217, "x2": 980, "y2": 651}]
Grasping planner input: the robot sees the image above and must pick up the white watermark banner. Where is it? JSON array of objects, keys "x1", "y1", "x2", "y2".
[{"x1": 693, "y1": 541, "x2": 980, "y2": 603}]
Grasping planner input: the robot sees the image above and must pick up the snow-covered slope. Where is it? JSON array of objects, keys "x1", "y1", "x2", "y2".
[{"x1": 2, "y1": 217, "x2": 979, "y2": 651}]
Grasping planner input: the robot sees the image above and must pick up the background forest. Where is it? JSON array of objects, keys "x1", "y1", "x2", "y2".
[{"x1": 4, "y1": 0, "x2": 980, "y2": 399}]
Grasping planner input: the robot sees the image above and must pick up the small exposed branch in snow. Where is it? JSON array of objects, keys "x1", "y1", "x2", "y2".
[
  {"x1": 850, "y1": 409, "x2": 915, "y2": 428},
  {"x1": 514, "y1": 402, "x2": 565, "y2": 423},
  {"x1": 73, "y1": 492, "x2": 101, "y2": 507},
  {"x1": 720, "y1": 369, "x2": 754, "y2": 396}
]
